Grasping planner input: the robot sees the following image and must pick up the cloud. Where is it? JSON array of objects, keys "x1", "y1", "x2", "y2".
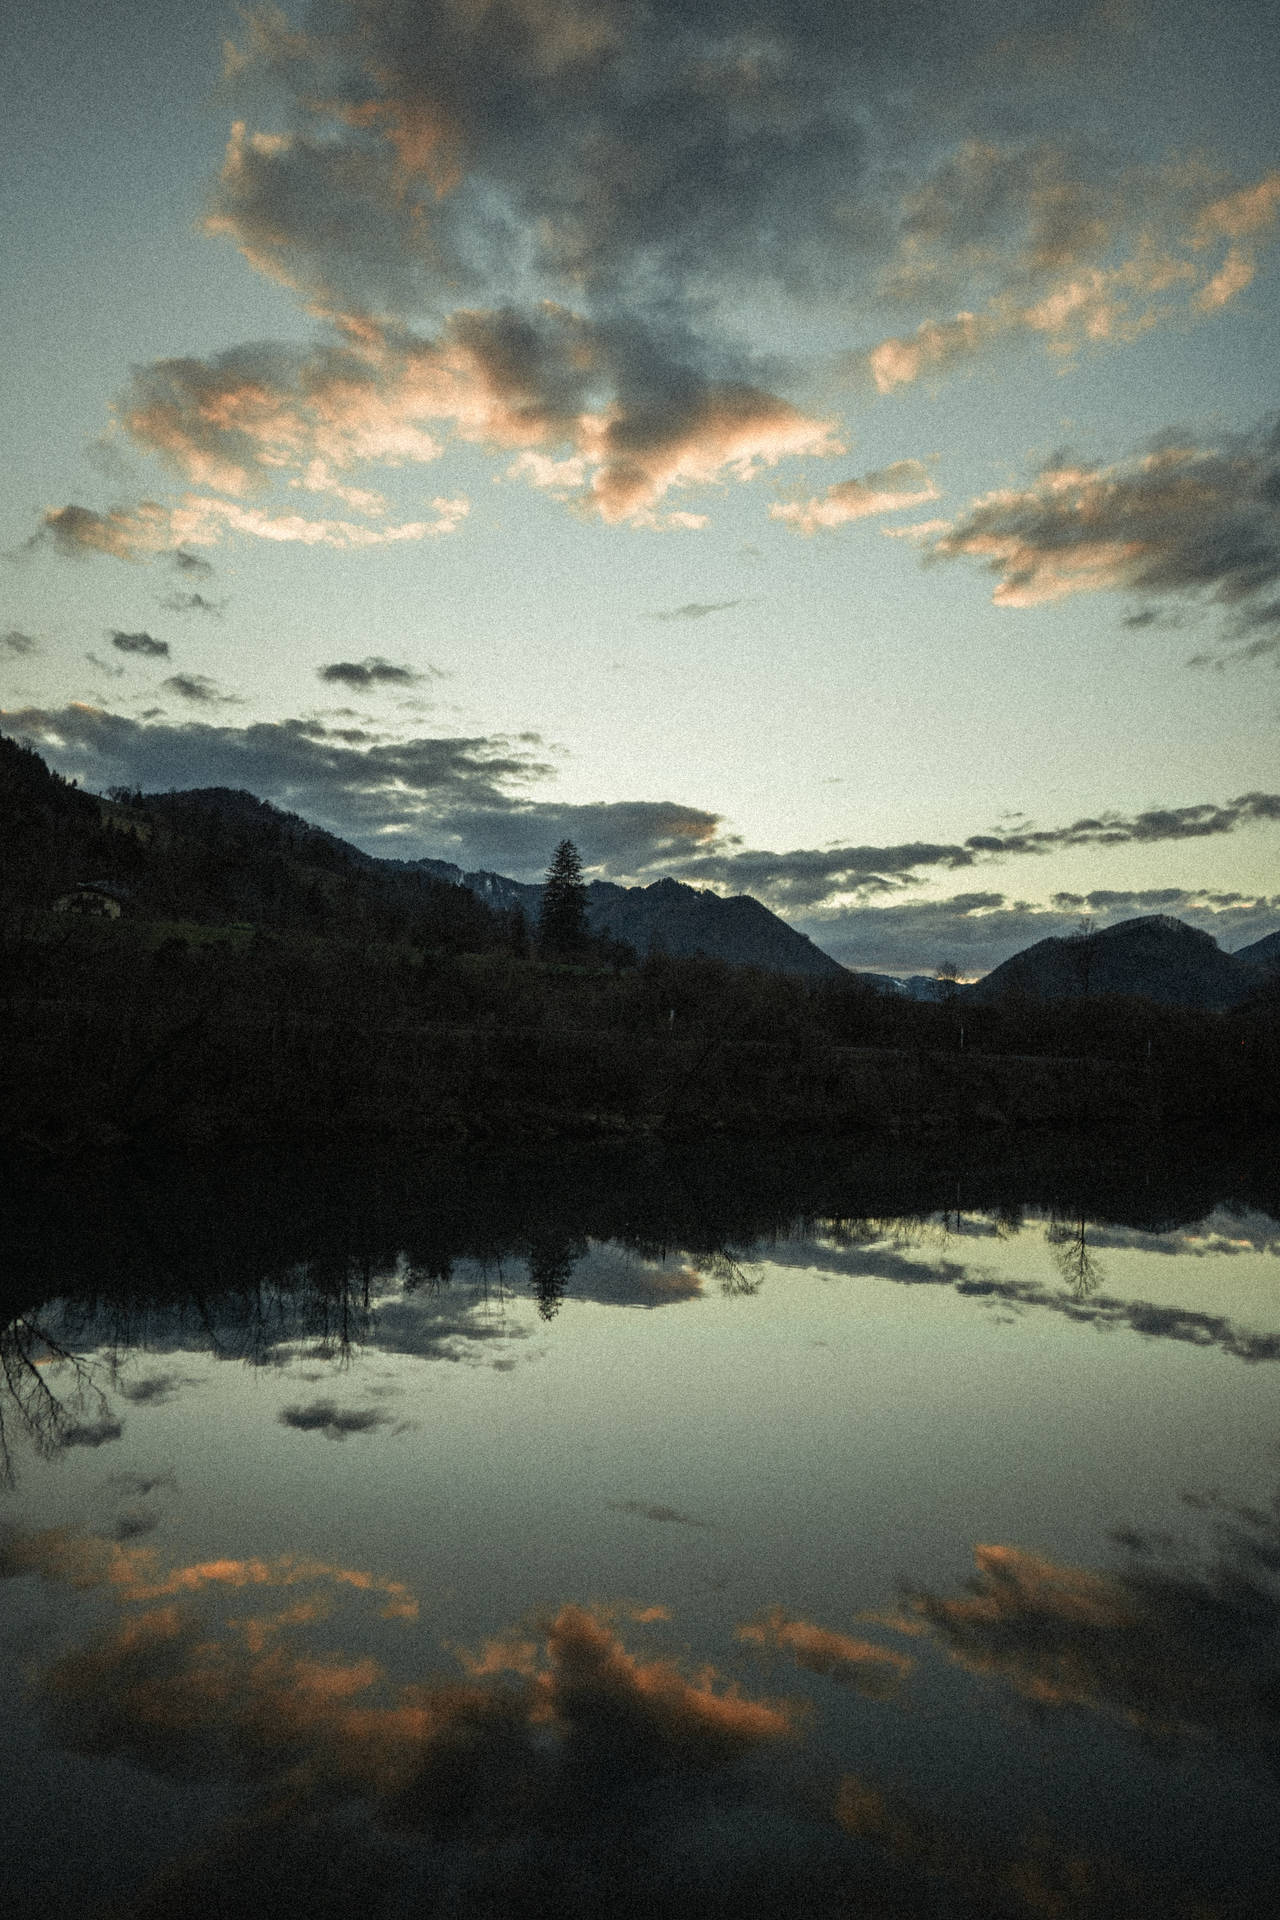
[
  {"x1": 0, "y1": 702, "x2": 735, "y2": 876},
  {"x1": 767, "y1": 1225, "x2": 1280, "y2": 1364},
  {"x1": 40, "y1": 10, "x2": 1276, "y2": 558},
  {"x1": 926, "y1": 414, "x2": 1280, "y2": 659},
  {"x1": 36, "y1": 502, "x2": 178, "y2": 562},
  {"x1": 646, "y1": 599, "x2": 746, "y2": 622},
  {"x1": 116, "y1": 313, "x2": 837, "y2": 530},
  {"x1": 84, "y1": 652, "x2": 126, "y2": 680},
  {"x1": 865, "y1": 153, "x2": 1280, "y2": 390},
  {"x1": 108, "y1": 1471, "x2": 178, "y2": 1498},
  {"x1": 172, "y1": 548, "x2": 213, "y2": 575},
  {"x1": 57, "y1": 1415, "x2": 123, "y2": 1450},
  {"x1": 669, "y1": 791, "x2": 1280, "y2": 910},
  {"x1": 117, "y1": 1372, "x2": 186, "y2": 1406},
  {"x1": 111, "y1": 1508, "x2": 161, "y2": 1542},
  {"x1": 795, "y1": 886, "x2": 1280, "y2": 976},
  {"x1": 317, "y1": 655, "x2": 428, "y2": 689},
  {"x1": 607, "y1": 1501, "x2": 712, "y2": 1529},
  {"x1": 5, "y1": 1528, "x2": 797, "y2": 1874},
  {"x1": 868, "y1": 312, "x2": 995, "y2": 392},
  {"x1": 35, "y1": 493, "x2": 451, "y2": 563},
  {"x1": 771, "y1": 460, "x2": 938, "y2": 534},
  {"x1": 738, "y1": 1607, "x2": 914, "y2": 1699},
  {"x1": 159, "y1": 591, "x2": 224, "y2": 616},
  {"x1": 900, "y1": 1490, "x2": 1280, "y2": 1759},
  {"x1": 160, "y1": 673, "x2": 242, "y2": 707},
  {"x1": 6, "y1": 699, "x2": 1280, "y2": 902},
  {"x1": 2, "y1": 628, "x2": 37, "y2": 655},
  {"x1": 110, "y1": 629, "x2": 170, "y2": 658},
  {"x1": 279, "y1": 1399, "x2": 394, "y2": 1440}
]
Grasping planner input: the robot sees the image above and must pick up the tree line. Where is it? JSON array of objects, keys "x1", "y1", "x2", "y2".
[{"x1": 2, "y1": 734, "x2": 1278, "y2": 1151}]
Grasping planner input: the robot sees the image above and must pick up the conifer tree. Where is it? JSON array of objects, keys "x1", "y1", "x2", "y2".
[{"x1": 539, "y1": 839, "x2": 589, "y2": 955}]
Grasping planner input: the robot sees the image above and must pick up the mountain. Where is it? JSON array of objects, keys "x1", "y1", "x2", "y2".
[
  {"x1": 970, "y1": 914, "x2": 1262, "y2": 1010},
  {"x1": 0, "y1": 747, "x2": 506, "y2": 951},
  {"x1": 405, "y1": 857, "x2": 846, "y2": 978},
  {"x1": 0, "y1": 735, "x2": 844, "y2": 977},
  {"x1": 1234, "y1": 928, "x2": 1280, "y2": 973}
]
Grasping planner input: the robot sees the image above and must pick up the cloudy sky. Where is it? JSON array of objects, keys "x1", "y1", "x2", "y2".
[{"x1": 2, "y1": 0, "x2": 1278, "y2": 973}]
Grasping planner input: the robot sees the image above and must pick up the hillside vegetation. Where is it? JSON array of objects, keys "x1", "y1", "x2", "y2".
[{"x1": 3, "y1": 734, "x2": 1278, "y2": 1153}]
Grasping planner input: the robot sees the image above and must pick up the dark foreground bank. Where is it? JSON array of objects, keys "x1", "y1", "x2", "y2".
[{"x1": 6, "y1": 909, "x2": 1280, "y2": 1152}]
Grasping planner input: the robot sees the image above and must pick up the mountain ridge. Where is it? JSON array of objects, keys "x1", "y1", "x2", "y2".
[
  {"x1": 400, "y1": 855, "x2": 847, "y2": 978},
  {"x1": 969, "y1": 912, "x2": 1267, "y2": 1010}
]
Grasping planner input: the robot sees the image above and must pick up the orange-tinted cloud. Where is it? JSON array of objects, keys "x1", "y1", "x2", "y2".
[
  {"x1": 114, "y1": 312, "x2": 836, "y2": 531},
  {"x1": 867, "y1": 159, "x2": 1279, "y2": 391},
  {"x1": 901, "y1": 1506, "x2": 1280, "y2": 1755},
  {"x1": 37, "y1": 493, "x2": 454, "y2": 562},
  {"x1": 926, "y1": 415, "x2": 1280, "y2": 658},
  {"x1": 10, "y1": 1529, "x2": 795, "y2": 1808},
  {"x1": 0, "y1": 1528, "x2": 418, "y2": 1620},
  {"x1": 771, "y1": 460, "x2": 938, "y2": 533},
  {"x1": 738, "y1": 1606, "x2": 914, "y2": 1698}
]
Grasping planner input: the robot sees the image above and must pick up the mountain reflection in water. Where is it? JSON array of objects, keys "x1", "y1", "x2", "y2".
[{"x1": 2, "y1": 1136, "x2": 1279, "y2": 1916}]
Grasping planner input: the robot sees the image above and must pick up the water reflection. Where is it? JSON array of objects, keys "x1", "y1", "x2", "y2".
[
  {"x1": 2, "y1": 1496, "x2": 1277, "y2": 1917},
  {"x1": 3, "y1": 1138, "x2": 1279, "y2": 1915},
  {"x1": 900, "y1": 1483, "x2": 1280, "y2": 1767},
  {"x1": 0, "y1": 1315, "x2": 117, "y2": 1488},
  {"x1": 5, "y1": 1137, "x2": 1280, "y2": 1493},
  {"x1": 1046, "y1": 1213, "x2": 1105, "y2": 1298}
]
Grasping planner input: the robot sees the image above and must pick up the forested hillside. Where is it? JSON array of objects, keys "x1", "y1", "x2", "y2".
[{"x1": 3, "y1": 733, "x2": 1279, "y2": 1155}]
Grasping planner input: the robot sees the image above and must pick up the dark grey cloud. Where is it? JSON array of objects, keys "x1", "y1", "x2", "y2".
[
  {"x1": 318, "y1": 656, "x2": 428, "y2": 688},
  {"x1": 112, "y1": 1507, "x2": 161, "y2": 1541},
  {"x1": 5, "y1": 700, "x2": 1280, "y2": 908},
  {"x1": 931, "y1": 414, "x2": 1280, "y2": 663},
  {"x1": 58, "y1": 1414, "x2": 123, "y2": 1449},
  {"x1": 607, "y1": 1500, "x2": 713, "y2": 1529},
  {"x1": 674, "y1": 793, "x2": 1280, "y2": 909},
  {"x1": 111, "y1": 629, "x2": 169, "y2": 658},
  {"x1": 107, "y1": 1470, "x2": 178, "y2": 1498},
  {"x1": 101, "y1": 4, "x2": 1157, "y2": 532},
  {"x1": 85, "y1": 651, "x2": 126, "y2": 679},
  {"x1": 279, "y1": 1398, "x2": 393, "y2": 1439},
  {"x1": 770, "y1": 1232, "x2": 1280, "y2": 1363},
  {"x1": 903, "y1": 1488, "x2": 1280, "y2": 1762},
  {"x1": 646, "y1": 600, "x2": 747, "y2": 623},
  {"x1": 160, "y1": 673, "x2": 242, "y2": 706},
  {"x1": 209, "y1": 0, "x2": 1139, "y2": 328},
  {"x1": 0, "y1": 704, "x2": 721, "y2": 880},
  {"x1": 117, "y1": 1371, "x2": 186, "y2": 1406},
  {"x1": 2, "y1": 628, "x2": 37, "y2": 655},
  {"x1": 160, "y1": 591, "x2": 224, "y2": 616},
  {"x1": 173, "y1": 548, "x2": 213, "y2": 575}
]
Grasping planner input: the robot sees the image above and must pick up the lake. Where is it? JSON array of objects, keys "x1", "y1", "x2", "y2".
[{"x1": 2, "y1": 1137, "x2": 1278, "y2": 1918}]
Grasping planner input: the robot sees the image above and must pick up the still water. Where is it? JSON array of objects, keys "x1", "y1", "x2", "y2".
[{"x1": 2, "y1": 1140, "x2": 1278, "y2": 1918}]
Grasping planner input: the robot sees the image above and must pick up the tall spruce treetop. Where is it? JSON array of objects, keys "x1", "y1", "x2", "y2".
[{"x1": 539, "y1": 839, "x2": 589, "y2": 955}]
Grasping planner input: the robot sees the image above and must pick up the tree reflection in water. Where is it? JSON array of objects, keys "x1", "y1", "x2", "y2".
[
  {"x1": 1046, "y1": 1212, "x2": 1105, "y2": 1298},
  {"x1": 0, "y1": 1314, "x2": 114, "y2": 1489}
]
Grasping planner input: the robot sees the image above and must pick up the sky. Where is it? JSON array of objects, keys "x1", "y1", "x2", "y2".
[{"x1": 2, "y1": 0, "x2": 1278, "y2": 975}]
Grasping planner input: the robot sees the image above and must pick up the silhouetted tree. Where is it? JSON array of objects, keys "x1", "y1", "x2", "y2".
[
  {"x1": 1069, "y1": 913, "x2": 1100, "y2": 997},
  {"x1": 934, "y1": 960, "x2": 960, "y2": 1006},
  {"x1": 539, "y1": 839, "x2": 589, "y2": 956}
]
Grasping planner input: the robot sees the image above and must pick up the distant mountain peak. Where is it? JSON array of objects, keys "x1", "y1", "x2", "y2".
[{"x1": 973, "y1": 912, "x2": 1262, "y2": 1009}]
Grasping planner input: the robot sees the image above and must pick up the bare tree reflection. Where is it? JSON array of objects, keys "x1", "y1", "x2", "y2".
[
  {"x1": 0, "y1": 1315, "x2": 114, "y2": 1488},
  {"x1": 693, "y1": 1249, "x2": 761, "y2": 1297},
  {"x1": 1047, "y1": 1213, "x2": 1105, "y2": 1298}
]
